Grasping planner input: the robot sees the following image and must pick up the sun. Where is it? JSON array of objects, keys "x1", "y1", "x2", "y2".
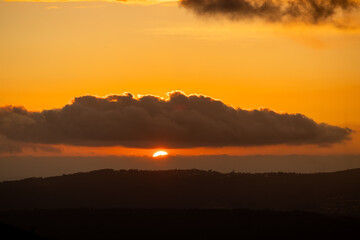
[{"x1": 153, "y1": 151, "x2": 168, "y2": 158}]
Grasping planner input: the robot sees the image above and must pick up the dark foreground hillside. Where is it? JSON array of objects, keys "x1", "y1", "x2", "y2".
[
  {"x1": 1, "y1": 209, "x2": 360, "y2": 240},
  {"x1": 0, "y1": 222, "x2": 50, "y2": 240},
  {"x1": 1, "y1": 169, "x2": 360, "y2": 214}
]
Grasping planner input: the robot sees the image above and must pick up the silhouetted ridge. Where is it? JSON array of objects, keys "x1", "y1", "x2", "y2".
[
  {"x1": 0, "y1": 222, "x2": 51, "y2": 240},
  {"x1": 1, "y1": 169, "x2": 360, "y2": 215}
]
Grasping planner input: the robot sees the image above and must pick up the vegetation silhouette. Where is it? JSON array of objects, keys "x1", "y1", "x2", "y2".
[
  {"x1": 0, "y1": 168, "x2": 360, "y2": 215},
  {"x1": 0, "y1": 222, "x2": 51, "y2": 240},
  {"x1": 1, "y1": 169, "x2": 360, "y2": 239}
]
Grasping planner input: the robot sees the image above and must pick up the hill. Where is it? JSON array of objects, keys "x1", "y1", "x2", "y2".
[{"x1": 1, "y1": 169, "x2": 360, "y2": 215}]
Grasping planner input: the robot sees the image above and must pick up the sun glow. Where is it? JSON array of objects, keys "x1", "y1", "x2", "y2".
[{"x1": 153, "y1": 151, "x2": 168, "y2": 157}]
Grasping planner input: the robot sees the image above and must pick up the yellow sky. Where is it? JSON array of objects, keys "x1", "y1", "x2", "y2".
[{"x1": 1, "y1": 1, "x2": 360, "y2": 156}]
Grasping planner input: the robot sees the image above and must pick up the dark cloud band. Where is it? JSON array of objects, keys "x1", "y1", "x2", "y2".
[
  {"x1": 0, "y1": 91, "x2": 352, "y2": 150},
  {"x1": 180, "y1": 0, "x2": 358, "y2": 25}
]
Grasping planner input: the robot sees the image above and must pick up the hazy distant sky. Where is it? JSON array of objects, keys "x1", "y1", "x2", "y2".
[{"x1": 0, "y1": 0, "x2": 360, "y2": 159}]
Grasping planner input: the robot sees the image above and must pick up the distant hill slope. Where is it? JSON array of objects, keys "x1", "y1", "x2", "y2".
[{"x1": 1, "y1": 169, "x2": 360, "y2": 214}]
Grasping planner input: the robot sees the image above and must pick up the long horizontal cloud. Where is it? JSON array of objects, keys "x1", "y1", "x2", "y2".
[
  {"x1": 180, "y1": 0, "x2": 359, "y2": 25},
  {"x1": 0, "y1": 91, "x2": 352, "y2": 149}
]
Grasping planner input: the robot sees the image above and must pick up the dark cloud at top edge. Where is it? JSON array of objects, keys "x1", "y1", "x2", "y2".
[
  {"x1": 179, "y1": 0, "x2": 359, "y2": 27},
  {"x1": 0, "y1": 91, "x2": 353, "y2": 150}
]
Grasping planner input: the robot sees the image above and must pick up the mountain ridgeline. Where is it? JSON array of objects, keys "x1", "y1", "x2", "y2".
[{"x1": 1, "y1": 168, "x2": 360, "y2": 215}]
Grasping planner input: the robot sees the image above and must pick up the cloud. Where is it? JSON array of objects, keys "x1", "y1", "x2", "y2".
[
  {"x1": 0, "y1": 91, "x2": 352, "y2": 149},
  {"x1": 0, "y1": 134, "x2": 22, "y2": 154},
  {"x1": 6, "y1": 0, "x2": 359, "y2": 27},
  {"x1": 0, "y1": 134, "x2": 61, "y2": 154},
  {"x1": 180, "y1": 0, "x2": 359, "y2": 26}
]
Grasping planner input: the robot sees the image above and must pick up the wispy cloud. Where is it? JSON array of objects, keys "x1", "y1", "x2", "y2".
[{"x1": 180, "y1": 0, "x2": 360, "y2": 28}]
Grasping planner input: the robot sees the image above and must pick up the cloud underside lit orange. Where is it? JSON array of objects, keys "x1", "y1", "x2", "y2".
[{"x1": 0, "y1": 91, "x2": 352, "y2": 154}]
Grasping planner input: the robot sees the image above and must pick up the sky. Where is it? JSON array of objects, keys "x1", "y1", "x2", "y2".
[{"x1": 1, "y1": 0, "x2": 360, "y2": 177}]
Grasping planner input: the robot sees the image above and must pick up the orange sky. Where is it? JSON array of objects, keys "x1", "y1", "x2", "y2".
[{"x1": 1, "y1": 1, "x2": 360, "y2": 156}]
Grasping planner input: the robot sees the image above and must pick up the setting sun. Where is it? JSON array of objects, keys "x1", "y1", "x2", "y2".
[{"x1": 153, "y1": 151, "x2": 168, "y2": 158}]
